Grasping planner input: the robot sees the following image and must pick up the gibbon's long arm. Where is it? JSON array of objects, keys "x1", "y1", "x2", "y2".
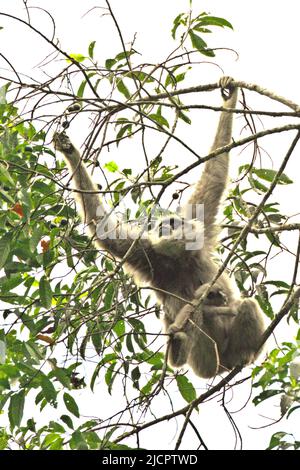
[
  {"x1": 187, "y1": 77, "x2": 238, "y2": 246},
  {"x1": 53, "y1": 132, "x2": 155, "y2": 280}
]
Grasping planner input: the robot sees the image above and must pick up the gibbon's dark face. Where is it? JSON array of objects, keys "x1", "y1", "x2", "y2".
[
  {"x1": 205, "y1": 289, "x2": 228, "y2": 306},
  {"x1": 157, "y1": 215, "x2": 185, "y2": 238},
  {"x1": 155, "y1": 215, "x2": 200, "y2": 244}
]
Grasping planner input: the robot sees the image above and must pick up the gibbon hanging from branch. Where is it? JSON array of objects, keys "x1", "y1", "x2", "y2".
[{"x1": 54, "y1": 76, "x2": 265, "y2": 379}]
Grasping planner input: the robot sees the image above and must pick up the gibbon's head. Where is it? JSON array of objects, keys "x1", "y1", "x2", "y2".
[{"x1": 150, "y1": 214, "x2": 204, "y2": 254}]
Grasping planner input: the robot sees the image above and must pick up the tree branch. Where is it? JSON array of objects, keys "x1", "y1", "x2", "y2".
[
  {"x1": 222, "y1": 223, "x2": 300, "y2": 235},
  {"x1": 131, "y1": 79, "x2": 300, "y2": 112}
]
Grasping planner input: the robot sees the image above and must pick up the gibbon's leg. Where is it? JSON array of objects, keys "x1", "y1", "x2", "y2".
[
  {"x1": 167, "y1": 295, "x2": 220, "y2": 376},
  {"x1": 164, "y1": 312, "x2": 190, "y2": 368},
  {"x1": 166, "y1": 283, "x2": 223, "y2": 375},
  {"x1": 53, "y1": 132, "x2": 155, "y2": 277},
  {"x1": 187, "y1": 306, "x2": 220, "y2": 378},
  {"x1": 166, "y1": 304, "x2": 194, "y2": 368},
  {"x1": 222, "y1": 298, "x2": 265, "y2": 369},
  {"x1": 167, "y1": 283, "x2": 228, "y2": 333},
  {"x1": 186, "y1": 76, "x2": 238, "y2": 246},
  {"x1": 167, "y1": 298, "x2": 264, "y2": 377},
  {"x1": 166, "y1": 283, "x2": 228, "y2": 345},
  {"x1": 168, "y1": 332, "x2": 192, "y2": 368},
  {"x1": 186, "y1": 284, "x2": 228, "y2": 378},
  {"x1": 171, "y1": 291, "x2": 264, "y2": 377}
]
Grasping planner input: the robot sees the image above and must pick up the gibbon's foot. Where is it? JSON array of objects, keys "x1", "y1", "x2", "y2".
[
  {"x1": 188, "y1": 331, "x2": 219, "y2": 378},
  {"x1": 168, "y1": 331, "x2": 190, "y2": 368},
  {"x1": 53, "y1": 131, "x2": 74, "y2": 155},
  {"x1": 167, "y1": 323, "x2": 182, "y2": 335},
  {"x1": 219, "y1": 76, "x2": 235, "y2": 101}
]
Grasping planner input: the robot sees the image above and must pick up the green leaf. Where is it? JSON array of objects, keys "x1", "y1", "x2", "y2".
[
  {"x1": 171, "y1": 13, "x2": 186, "y2": 39},
  {"x1": 0, "y1": 163, "x2": 15, "y2": 187},
  {"x1": 39, "y1": 275, "x2": 53, "y2": 309},
  {"x1": 249, "y1": 175, "x2": 268, "y2": 193},
  {"x1": 116, "y1": 124, "x2": 132, "y2": 144},
  {"x1": 116, "y1": 79, "x2": 131, "y2": 99},
  {"x1": 63, "y1": 392, "x2": 80, "y2": 418},
  {"x1": 104, "y1": 161, "x2": 118, "y2": 173},
  {"x1": 126, "y1": 71, "x2": 154, "y2": 83},
  {"x1": 41, "y1": 375, "x2": 57, "y2": 404},
  {"x1": 0, "y1": 233, "x2": 11, "y2": 270},
  {"x1": 131, "y1": 366, "x2": 141, "y2": 383},
  {"x1": 165, "y1": 72, "x2": 177, "y2": 88},
  {"x1": 287, "y1": 405, "x2": 300, "y2": 419},
  {"x1": 253, "y1": 389, "x2": 281, "y2": 405},
  {"x1": 0, "y1": 84, "x2": 8, "y2": 104},
  {"x1": 189, "y1": 30, "x2": 215, "y2": 57},
  {"x1": 126, "y1": 333, "x2": 134, "y2": 354},
  {"x1": 77, "y1": 80, "x2": 87, "y2": 98},
  {"x1": 104, "y1": 283, "x2": 115, "y2": 310},
  {"x1": 4, "y1": 261, "x2": 31, "y2": 274},
  {"x1": 0, "y1": 338, "x2": 5, "y2": 364},
  {"x1": 85, "y1": 431, "x2": 101, "y2": 450},
  {"x1": 264, "y1": 280, "x2": 290, "y2": 289},
  {"x1": 149, "y1": 113, "x2": 170, "y2": 128},
  {"x1": 50, "y1": 367, "x2": 71, "y2": 388},
  {"x1": 252, "y1": 168, "x2": 293, "y2": 185},
  {"x1": 194, "y1": 16, "x2": 233, "y2": 30},
  {"x1": 90, "y1": 363, "x2": 101, "y2": 392},
  {"x1": 178, "y1": 110, "x2": 191, "y2": 125},
  {"x1": 60, "y1": 414, "x2": 74, "y2": 429},
  {"x1": 113, "y1": 319, "x2": 125, "y2": 338},
  {"x1": 88, "y1": 40, "x2": 96, "y2": 59},
  {"x1": 176, "y1": 375, "x2": 196, "y2": 403},
  {"x1": 189, "y1": 30, "x2": 207, "y2": 50},
  {"x1": 29, "y1": 226, "x2": 44, "y2": 252},
  {"x1": 31, "y1": 180, "x2": 53, "y2": 195},
  {"x1": 255, "y1": 294, "x2": 274, "y2": 320},
  {"x1": 140, "y1": 374, "x2": 160, "y2": 396},
  {"x1": 0, "y1": 189, "x2": 14, "y2": 204},
  {"x1": 115, "y1": 50, "x2": 135, "y2": 62},
  {"x1": 42, "y1": 433, "x2": 63, "y2": 450},
  {"x1": 68, "y1": 53, "x2": 86, "y2": 63},
  {"x1": 105, "y1": 58, "x2": 117, "y2": 70},
  {"x1": 50, "y1": 422, "x2": 66, "y2": 434},
  {"x1": 0, "y1": 393, "x2": 10, "y2": 413},
  {"x1": 265, "y1": 230, "x2": 281, "y2": 248},
  {"x1": 105, "y1": 363, "x2": 116, "y2": 394},
  {"x1": 70, "y1": 430, "x2": 88, "y2": 450},
  {"x1": 174, "y1": 73, "x2": 186, "y2": 85},
  {"x1": 76, "y1": 73, "x2": 95, "y2": 98},
  {"x1": 8, "y1": 390, "x2": 25, "y2": 428}
]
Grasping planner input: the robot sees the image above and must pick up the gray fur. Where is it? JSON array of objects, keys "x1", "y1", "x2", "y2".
[{"x1": 54, "y1": 77, "x2": 265, "y2": 379}]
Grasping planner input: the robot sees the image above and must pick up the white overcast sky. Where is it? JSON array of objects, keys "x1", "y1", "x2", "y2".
[{"x1": 0, "y1": 0, "x2": 300, "y2": 450}]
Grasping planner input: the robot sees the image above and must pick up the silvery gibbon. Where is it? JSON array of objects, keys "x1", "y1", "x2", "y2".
[{"x1": 54, "y1": 76, "x2": 265, "y2": 379}]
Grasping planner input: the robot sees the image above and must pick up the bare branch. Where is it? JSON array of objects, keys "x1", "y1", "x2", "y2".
[{"x1": 222, "y1": 223, "x2": 300, "y2": 235}]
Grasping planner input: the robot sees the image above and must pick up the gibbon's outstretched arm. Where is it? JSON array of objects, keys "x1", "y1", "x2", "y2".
[
  {"x1": 53, "y1": 133, "x2": 155, "y2": 280},
  {"x1": 187, "y1": 76, "x2": 238, "y2": 247},
  {"x1": 166, "y1": 79, "x2": 265, "y2": 377}
]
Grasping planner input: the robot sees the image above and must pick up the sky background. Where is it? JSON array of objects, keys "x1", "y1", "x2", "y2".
[{"x1": 0, "y1": 0, "x2": 299, "y2": 450}]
